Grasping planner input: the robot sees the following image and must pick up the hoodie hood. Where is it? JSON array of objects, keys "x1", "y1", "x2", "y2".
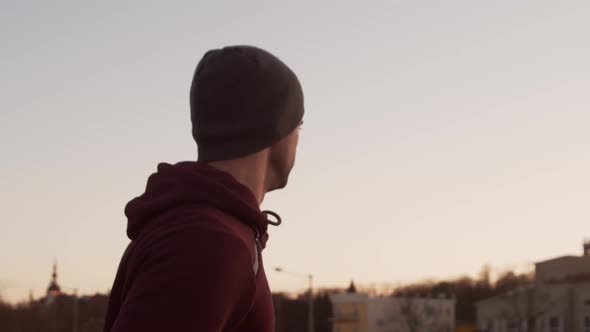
[{"x1": 125, "y1": 161, "x2": 271, "y2": 244}]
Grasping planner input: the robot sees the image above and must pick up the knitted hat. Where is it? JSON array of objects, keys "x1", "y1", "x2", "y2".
[{"x1": 190, "y1": 46, "x2": 304, "y2": 162}]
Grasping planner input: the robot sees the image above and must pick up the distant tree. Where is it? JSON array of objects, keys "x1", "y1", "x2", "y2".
[
  {"x1": 477, "y1": 264, "x2": 492, "y2": 289},
  {"x1": 495, "y1": 270, "x2": 533, "y2": 294},
  {"x1": 360, "y1": 282, "x2": 399, "y2": 297},
  {"x1": 312, "y1": 291, "x2": 333, "y2": 332},
  {"x1": 0, "y1": 282, "x2": 6, "y2": 303},
  {"x1": 273, "y1": 293, "x2": 306, "y2": 332},
  {"x1": 498, "y1": 286, "x2": 559, "y2": 332},
  {"x1": 273, "y1": 288, "x2": 335, "y2": 332},
  {"x1": 0, "y1": 297, "x2": 13, "y2": 331},
  {"x1": 0, "y1": 292, "x2": 112, "y2": 332},
  {"x1": 381, "y1": 296, "x2": 452, "y2": 332},
  {"x1": 390, "y1": 265, "x2": 534, "y2": 326}
]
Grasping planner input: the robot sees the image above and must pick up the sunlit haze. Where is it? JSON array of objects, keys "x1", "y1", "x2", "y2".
[{"x1": 1, "y1": 1, "x2": 589, "y2": 302}]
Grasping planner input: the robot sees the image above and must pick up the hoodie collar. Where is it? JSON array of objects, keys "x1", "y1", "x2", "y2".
[{"x1": 125, "y1": 161, "x2": 274, "y2": 243}]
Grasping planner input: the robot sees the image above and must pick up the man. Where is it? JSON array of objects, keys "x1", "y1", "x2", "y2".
[{"x1": 104, "y1": 45, "x2": 304, "y2": 331}]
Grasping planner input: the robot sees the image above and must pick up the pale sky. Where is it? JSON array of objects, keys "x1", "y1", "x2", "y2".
[{"x1": 1, "y1": 1, "x2": 589, "y2": 302}]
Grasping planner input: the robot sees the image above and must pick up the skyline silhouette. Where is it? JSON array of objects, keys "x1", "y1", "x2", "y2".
[{"x1": 1, "y1": 1, "x2": 590, "y2": 304}]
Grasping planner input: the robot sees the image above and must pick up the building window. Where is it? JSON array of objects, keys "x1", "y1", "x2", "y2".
[
  {"x1": 425, "y1": 305, "x2": 435, "y2": 317},
  {"x1": 549, "y1": 316, "x2": 559, "y2": 332},
  {"x1": 528, "y1": 317, "x2": 536, "y2": 329},
  {"x1": 507, "y1": 319, "x2": 521, "y2": 332},
  {"x1": 479, "y1": 320, "x2": 494, "y2": 332}
]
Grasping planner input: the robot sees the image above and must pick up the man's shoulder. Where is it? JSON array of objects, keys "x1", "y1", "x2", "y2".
[
  {"x1": 170, "y1": 204, "x2": 252, "y2": 235},
  {"x1": 135, "y1": 205, "x2": 255, "y2": 252}
]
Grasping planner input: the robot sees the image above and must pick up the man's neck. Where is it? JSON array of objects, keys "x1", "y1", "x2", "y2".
[{"x1": 207, "y1": 153, "x2": 270, "y2": 205}]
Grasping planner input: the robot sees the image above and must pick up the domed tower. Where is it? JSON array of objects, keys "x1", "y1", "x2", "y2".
[
  {"x1": 46, "y1": 262, "x2": 61, "y2": 297},
  {"x1": 347, "y1": 280, "x2": 357, "y2": 293}
]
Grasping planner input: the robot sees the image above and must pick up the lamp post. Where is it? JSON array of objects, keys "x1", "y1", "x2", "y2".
[
  {"x1": 62, "y1": 287, "x2": 79, "y2": 332},
  {"x1": 275, "y1": 267, "x2": 314, "y2": 332},
  {"x1": 59, "y1": 286, "x2": 79, "y2": 332},
  {"x1": 72, "y1": 288, "x2": 79, "y2": 332}
]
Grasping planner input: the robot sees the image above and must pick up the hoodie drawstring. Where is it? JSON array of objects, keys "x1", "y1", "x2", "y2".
[{"x1": 262, "y1": 210, "x2": 282, "y2": 226}]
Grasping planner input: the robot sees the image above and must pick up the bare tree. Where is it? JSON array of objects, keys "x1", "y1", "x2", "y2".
[
  {"x1": 380, "y1": 296, "x2": 452, "y2": 332},
  {"x1": 498, "y1": 286, "x2": 559, "y2": 332},
  {"x1": 0, "y1": 282, "x2": 7, "y2": 304},
  {"x1": 359, "y1": 282, "x2": 399, "y2": 297}
]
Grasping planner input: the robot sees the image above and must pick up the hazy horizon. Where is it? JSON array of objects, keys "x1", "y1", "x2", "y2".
[{"x1": 1, "y1": 1, "x2": 589, "y2": 303}]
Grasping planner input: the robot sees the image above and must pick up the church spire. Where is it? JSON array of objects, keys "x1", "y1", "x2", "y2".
[
  {"x1": 46, "y1": 261, "x2": 61, "y2": 296},
  {"x1": 52, "y1": 262, "x2": 57, "y2": 283}
]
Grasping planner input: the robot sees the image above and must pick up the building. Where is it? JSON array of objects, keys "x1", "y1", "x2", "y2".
[
  {"x1": 331, "y1": 282, "x2": 455, "y2": 332},
  {"x1": 44, "y1": 262, "x2": 62, "y2": 305},
  {"x1": 476, "y1": 242, "x2": 590, "y2": 332}
]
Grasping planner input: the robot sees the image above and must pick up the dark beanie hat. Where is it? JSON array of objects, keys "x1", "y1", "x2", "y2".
[{"x1": 190, "y1": 45, "x2": 304, "y2": 162}]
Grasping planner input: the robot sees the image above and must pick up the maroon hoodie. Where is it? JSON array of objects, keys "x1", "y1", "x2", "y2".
[{"x1": 104, "y1": 162, "x2": 275, "y2": 332}]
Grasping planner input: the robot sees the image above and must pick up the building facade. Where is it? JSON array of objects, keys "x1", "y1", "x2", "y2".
[
  {"x1": 476, "y1": 243, "x2": 590, "y2": 332},
  {"x1": 331, "y1": 288, "x2": 455, "y2": 332}
]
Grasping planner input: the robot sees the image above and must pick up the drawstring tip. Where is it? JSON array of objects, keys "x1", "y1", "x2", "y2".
[{"x1": 262, "y1": 210, "x2": 282, "y2": 226}]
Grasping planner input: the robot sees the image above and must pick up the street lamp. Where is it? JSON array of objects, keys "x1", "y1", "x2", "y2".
[
  {"x1": 275, "y1": 267, "x2": 314, "y2": 332},
  {"x1": 61, "y1": 287, "x2": 79, "y2": 332}
]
